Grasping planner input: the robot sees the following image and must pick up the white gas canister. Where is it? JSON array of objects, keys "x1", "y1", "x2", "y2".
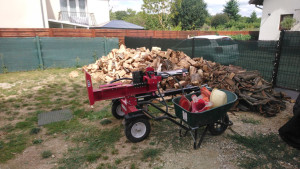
[{"x1": 210, "y1": 89, "x2": 227, "y2": 108}]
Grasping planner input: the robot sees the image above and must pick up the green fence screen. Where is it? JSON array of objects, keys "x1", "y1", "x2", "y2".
[
  {"x1": 0, "y1": 38, "x2": 40, "y2": 72},
  {"x1": 0, "y1": 37, "x2": 118, "y2": 73},
  {"x1": 125, "y1": 37, "x2": 276, "y2": 82},
  {"x1": 276, "y1": 31, "x2": 300, "y2": 90}
]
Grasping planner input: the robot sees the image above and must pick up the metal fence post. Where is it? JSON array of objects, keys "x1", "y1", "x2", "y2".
[
  {"x1": 35, "y1": 36, "x2": 44, "y2": 70},
  {"x1": 149, "y1": 37, "x2": 152, "y2": 50},
  {"x1": 192, "y1": 38, "x2": 195, "y2": 58},
  {"x1": 271, "y1": 30, "x2": 284, "y2": 87},
  {"x1": 104, "y1": 37, "x2": 107, "y2": 55}
]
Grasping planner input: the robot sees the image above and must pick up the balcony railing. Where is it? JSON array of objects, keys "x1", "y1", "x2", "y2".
[{"x1": 58, "y1": 11, "x2": 96, "y2": 26}]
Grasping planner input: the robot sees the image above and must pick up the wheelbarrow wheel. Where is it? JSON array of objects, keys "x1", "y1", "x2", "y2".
[
  {"x1": 125, "y1": 118, "x2": 151, "y2": 143},
  {"x1": 208, "y1": 113, "x2": 229, "y2": 136},
  {"x1": 112, "y1": 100, "x2": 125, "y2": 119}
]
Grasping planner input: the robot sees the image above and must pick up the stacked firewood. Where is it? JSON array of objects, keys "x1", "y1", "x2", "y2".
[{"x1": 83, "y1": 45, "x2": 286, "y2": 116}]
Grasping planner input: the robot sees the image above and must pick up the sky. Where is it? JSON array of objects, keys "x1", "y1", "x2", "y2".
[{"x1": 109, "y1": 0, "x2": 262, "y2": 17}]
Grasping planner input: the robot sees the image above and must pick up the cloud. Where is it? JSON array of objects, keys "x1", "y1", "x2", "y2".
[
  {"x1": 109, "y1": 0, "x2": 143, "y2": 12},
  {"x1": 109, "y1": 0, "x2": 262, "y2": 17},
  {"x1": 204, "y1": 0, "x2": 262, "y2": 17}
]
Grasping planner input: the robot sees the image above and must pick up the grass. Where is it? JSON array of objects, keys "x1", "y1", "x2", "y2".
[
  {"x1": 115, "y1": 158, "x2": 122, "y2": 165},
  {"x1": 0, "y1": 134, "x2": 29, "y2": 163},
  {"x1": 100, "y1": 118, "x2": 112, "y2": 125},
  {"x1": 44, "y1": 119, "x2": 83, "y2": 135},
  {"x1": 42, "y1": 150, "x2": 52, "y2": 158},
  {"x1": 15, "y1": 121, "x2": 34, "y2": 129},
  {"x1": 30, "y1": 127, "x2": 41, "y2": 134},
  {"x1": 0, "y1": 124, "x2": 14, "y2": 132},
  {"x1": 141, "y1": 148, "x2": 161, "y2": 161},
  {"x1": 59, "y1": 126, "x2": 122, "y2": 169},
  {"x1": 87, "y1": 105, "x2": 112, "y2": 120},
  {"x1": 85, "y1": 153, "x2": 101, "y2": 162},
  {"x1": 151, "y1": 120, "x2": 190, "y2": 151},
  {"x1": 0, "y1": 68, "x2": 92, "y2": 163},
  {"x1": 130, "y1": 163, "x2": 137, "y2": 169},
  {"x1": 96, "y1": 163, "x2": 118, "y2": 169},
  {"x1": 228, "y1": 133, "x2": 300, "y2": 169},
  {"x1": 241, "y1": 117, "x2": 261, "y2": 125},
  {"x1": 2, "y1": 67, "x2": 296, "y2": 168},
  {"x1": 32, "y1": 139, "x2": 43, "y2": 144}
]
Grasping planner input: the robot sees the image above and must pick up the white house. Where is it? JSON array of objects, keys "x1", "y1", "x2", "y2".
[
  {"x1": 249, "y1": 0, "x2": 300, "y2": 40},
  {"x1": 0, "y1": 0, "x2": 110, "y2": 29}
]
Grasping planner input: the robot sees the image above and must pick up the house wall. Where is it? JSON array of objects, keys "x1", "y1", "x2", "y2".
[
  {"x1": 87, "y1": 0, "x2": 110, "y2": 25},
  {"x1": 46, "y1": 0, "x2": 60, "y2": 20},
  {"x1": 259, "y1": 0, "x2": 300, "y2": 40},
  {"x1": 46, "y1": 0, "x2": 109, "y2": 26},
  {"x1": 0, "y1": 0, "x2": 49, "y2": 28}
]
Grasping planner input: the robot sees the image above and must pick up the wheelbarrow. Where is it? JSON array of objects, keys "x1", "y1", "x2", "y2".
[{"x1": 172, "y1": 90, "x2": 237, "y2": 149}]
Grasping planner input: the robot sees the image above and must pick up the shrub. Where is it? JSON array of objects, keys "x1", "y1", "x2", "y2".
[
  {"x1": 231, "y1": 34, "x2": 251, "y2": 40},
  {"x1": 281, "y1": 16, "x2": 296, "y2": 30},
  {"x1": 211, "y1": 13, "x2": 230, "y2": 28}
]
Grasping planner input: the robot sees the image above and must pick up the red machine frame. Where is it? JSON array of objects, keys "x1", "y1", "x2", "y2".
[{"x1": 85, "y1": 67, "x2": 162, "y2": 114}]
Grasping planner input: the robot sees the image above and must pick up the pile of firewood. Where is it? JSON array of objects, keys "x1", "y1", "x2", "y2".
[{"x1": 83, "y1": 45, "x2": 286, "y2": 116}]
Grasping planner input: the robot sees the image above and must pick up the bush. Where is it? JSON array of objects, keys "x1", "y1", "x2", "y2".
[
  {"x1": 280, "y1": 16, "x2": 296, "y2": 30},
  {"x1": 231, "y1": 34, "x2": 251, "y2": 40},
  {"x1": 211, "y1": 13, "x2": 230, "y2": 28}
]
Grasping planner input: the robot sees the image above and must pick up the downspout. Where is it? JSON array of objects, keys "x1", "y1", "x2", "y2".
[
  {"x1": 255, "y1": 5, "x2": 263, "y2": 10},
  {"x1": 40, "y1": 0, "x2": 46, "y2": 28}
]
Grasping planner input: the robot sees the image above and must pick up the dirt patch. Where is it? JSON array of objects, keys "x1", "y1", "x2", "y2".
[
  {"x1": 0, "y1": 83, "x2": 15, "y2": 89},
  {"x1": 0, "y1": 136, "x2": 72, "y2": 169}
]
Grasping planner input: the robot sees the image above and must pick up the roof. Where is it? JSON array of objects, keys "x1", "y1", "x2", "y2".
[
  {"x1": 94, "y1": 20, "x2": 144, "y2": 30},
  {"x1": 249, "y1": 0, "x2": 264, "y2": 5},
  {"x1": 48, "y1": 19, "x2": 89, "y2": 28},
  {"x1": 190, "y1": 35, "x2": 232, "y2": 40}
]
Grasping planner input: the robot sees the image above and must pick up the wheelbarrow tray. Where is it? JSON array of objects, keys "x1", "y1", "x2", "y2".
[{"x1": 172, "y1": 89, "x2": 237, "y2": 128}]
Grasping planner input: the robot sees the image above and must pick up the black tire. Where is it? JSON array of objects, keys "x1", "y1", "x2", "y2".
[
  {"x1": 125, "y1": 118, "x2": 151, "y2": 143},
  {"x1": 111, "y1": 100, "x2": 125, "y2": 119},
  {"x1": 208, "y1": 113, "x2": 229, "y2": 136}
]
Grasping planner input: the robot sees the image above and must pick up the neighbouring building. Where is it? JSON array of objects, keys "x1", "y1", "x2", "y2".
[
  {"x1": 0, "y1": 0, "x2": 110, "y2": 29},
  {"x1": 92, "y1": 20, "x2": 144, "y2": 30},
  {"x1": 249, "y1": 0, "x2": 300, "y2": 40}
]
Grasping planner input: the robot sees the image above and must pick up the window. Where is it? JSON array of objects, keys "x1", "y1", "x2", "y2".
[
  {"x1": 216, "y1": 38, "x2": 236, "y2": 46},
  {"x1": 79, "y1": 0, "x2": 86, "y2": 17},
  {"x1": 279, "y1": 14, "x2": 294, "y2": 30},
  {"x1": 195, "y1": 39, "x2": 211, "y2": 46},
  {"x1": 60, "y1": 0, "x2": 67, "y2": 11},
  {"x1": 60, "y1": 0, "x2": 86, "y2": 14},
  {"x1": 59, "y1": 0, "x2": 88, "y2": 24}
]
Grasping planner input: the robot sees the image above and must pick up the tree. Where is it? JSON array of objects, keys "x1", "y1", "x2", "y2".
[
  {"x1": 115, "y1": 11, "x2": 128, "y2": 20},
  {"x1": 178, "y1": 0, "x2": 208, "y2": 30},
  {"x1": 125, "y1": 12, "x2": 147, "y2": 28},
  {"x1": 170, "y1": 0, "x2": 182, "y2": 27},
  {"x1": 247, "y1": 11, "x2": 258, "y2": 23},
  {"x1": 142, "y1": 0, "x2": 171, "y2": 30},
  {"x1": 223, "y1": 0, "x2": 240, "y2": 20},
  {"x1": 109, "y1": 9, "x2": 116, "y2": 20},
  {"x1": 211, "y1": 13, "x2": 230, "y2": 28},
  {"x1": 112, "y1": 9, "x2": 137, "y2": 20}
]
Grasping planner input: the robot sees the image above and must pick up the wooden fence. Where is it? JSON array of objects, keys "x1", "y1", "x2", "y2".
[{"x1": 0, "y1": 28, "x2": 259, "y2": 44}]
